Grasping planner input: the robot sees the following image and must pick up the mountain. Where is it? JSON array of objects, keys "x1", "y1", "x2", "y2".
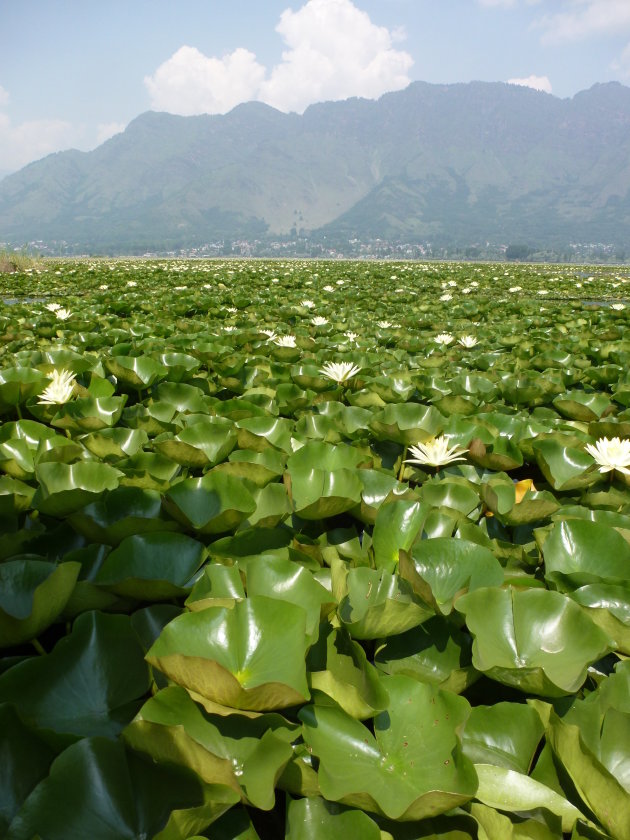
[{"x1": 1, "y1": 80, "x2": 630, "y2": 252}]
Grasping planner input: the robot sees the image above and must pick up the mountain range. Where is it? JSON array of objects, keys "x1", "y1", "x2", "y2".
[{"x1": 1, "y1": 80, "x2": 630, "y2": 252}]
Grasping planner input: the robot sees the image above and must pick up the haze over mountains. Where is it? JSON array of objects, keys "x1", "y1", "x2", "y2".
[{"x1": 1, "y1": 80, "x2": 629, "y2": 253}]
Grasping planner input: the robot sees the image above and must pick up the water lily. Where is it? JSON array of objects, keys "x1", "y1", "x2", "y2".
[
  {"x1": 439, "y1": 293, "x2": 453, "y2": 301},
  {"x1": 300, "y1": 299, "x2": 315, "y2": 308},
  {"x1": 45, "y1": 302, "x2": 61, "y2": 312},
  {"x1": 261, "y1": 328, "x2": 277, "y2": 339},
  {"x1": 458, "y1": 335, "x2": 478, "y2": 348},
  {"x1": 38, "y1": 369, "x2": 76, "y2": 405},
  {"x1": 611, "y1": 303, "x2": 626, "y2": 311},
  {"x1": 344, "y1": 331, "x2": 358, "y2": 342},
  {"x1": 585, "y1": 436, "x2": 630, "y2": 476},
  {"x1": 311, "y1": 316, "x2": 328, "y2": 326},
  {"x1": 405, "y1": 436, "x2": 468, "y2": 468},
  {"x1": 323, "y1": 285, "x2": 335, "y2": 292},
  {"x1": 55, "y1": 308, "x2": 72, "y2": 321},
  {"x1": 377, "y1": 320, "x2": 392, "y2": 328},
  {"x1": 319, "y1": 361, "x2": 362, "y2": 383},
  {"x1": 274, "y1": 335, "x2": 297, "y2": 348},
  {"x1": 434, "y1": 333, "x2": 454, "y2": 346}
]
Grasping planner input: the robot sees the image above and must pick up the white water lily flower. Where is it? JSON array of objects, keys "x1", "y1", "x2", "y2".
[
  {"x1": 323, "y1": 285, "x2": 335, "y2": 292},
  {"x1": 223, "y1": 325, "x2": 236, "y2": 332},
  {"x1": 611, "y1": 303, "x2": 626, "y2": 310},
  {"x1": 440, "y1": 293, "x2": 453, "y2": 301},
  {"x1": 45, "y1": 302, "x2": 61, "y2": 312},
  {"x1": 509, "y1": 286, "x2": 522, "y2": 293},
  {"x1": 585, "y1": 437, "x2": 630, "y2": 476},
  {"x1": 55, "y1": 308, "x2": 72, "y2": 320},
  {"x1": 127, "y1": 280, "x2": 137, "y2": 287},
  {"x1": 38, "y1": 369, "x2": 76, "y2": 405},
  {"x1": 274, "y1": 335, "x2": 297, "y2": 347},
  {"x1": 226, "y1": 306, "x2": 237, "y2": 313},
  {"x1": 344, "y1": 331, "x2": 358, "y2": 342},
  {"x1": 434, "y1": 333, "x2": 454, "y2": 346},
  {"x1": 261, "y1": 328, "x2": 277, "y2": 339},
  {"x1": 405, "y1": 436, "x2": 468, "y2": 468},
  {"x1": 311, "y1": 316, "x2": 328, "y2": 326},
  {"x1": 458, "y1": 335, "x2": 478, "y2": 348},
  {"x1": 319, "y1": 361, "x2": 362, "y2": 383},
  {"x1": 99, "y1": 284, "x2": 109, "y2": 290},
  {"x1": 300, "y1": 299, "x2": 315, "y2": 308},
  {"x1": 377, "y1": 320, "x2": 392, "y2": 328}
]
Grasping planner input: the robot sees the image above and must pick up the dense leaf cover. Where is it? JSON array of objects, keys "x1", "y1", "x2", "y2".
[{"x1": 1, "y1": 258, "x2": 630, "y2": 838}]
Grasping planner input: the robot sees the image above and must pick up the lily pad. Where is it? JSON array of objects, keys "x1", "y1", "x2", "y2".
[
  {"x1": 146, "y1": 596, "x2": 311, "y2": 711},
  {"x1": 299, "y1": 674, "x2": 477, "y2": 820}
]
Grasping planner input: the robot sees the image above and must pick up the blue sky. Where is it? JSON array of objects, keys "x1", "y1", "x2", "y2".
[{"x1": 1, "y1": 0, "x2": 629, "y2": 173}]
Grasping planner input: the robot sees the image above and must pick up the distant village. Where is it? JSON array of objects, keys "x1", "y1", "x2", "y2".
[{"x1": 3, "y1": 236, "x2": 628, "y2": 264}]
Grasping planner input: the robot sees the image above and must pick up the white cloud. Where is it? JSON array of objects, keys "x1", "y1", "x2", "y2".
[
  {"x1": 144, "y1": 0, "x2": 413, "y2": 116},
  {"x1": 535, "y1": 1, "x2": 630, "y2": 44},
  {"x1": 95, "y1": 122, "x2": 127, "y2": 145},
  {"x1": 0, "y1": 103, "x2": 79, "y2": 172},
  {"x1": 507, "y1": 74, "x2": 553, "y2": 93},
  {"x1": 259, "y1": 0, "x2": 413, "y2": 112},
  {"x1": 144, "y1": 46, "x2": 266, "y2": 115},
  {"x1": 0, "y1": 85, "x2": 9, "y2": 108}
]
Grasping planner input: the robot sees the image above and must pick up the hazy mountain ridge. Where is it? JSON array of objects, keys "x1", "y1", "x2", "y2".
[{"x1": 1, "y1": 80, "x2": 629, "y2": 251}]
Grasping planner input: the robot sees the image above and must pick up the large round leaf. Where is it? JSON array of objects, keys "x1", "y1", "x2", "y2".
[
  {"x1": 374, "y1": 616, "x2": 477, "y2": 695},
  {"x1": 285, "y1": 796, "x2": 382, "y2": 839},
  {"x1": 32, "y1": 461, "x2": 123, "y2": 516},
  {"x1": 124, "y1": 685, "x2": 296, "y2": 810},
  {"x1": 307, "y1": 623, "x2": 389, "y2": 719},
  {"x1": 0, "y1": 703, "x2": 56, "y2": 835},
  {"x1": 461, "y1": 702, "x2": 544, "y2": 774},
  {"x1": 299, "y1": 674, "x2": 477, "y2": 820},
  {"x1": 93, "y1": 532, "x2": 207, "y2": 600},
  {"x1": 0, "y1": 611, "x2": 151, "y2": 738},
  {"x1": 245, "y1": 556, "x2": 335, "y2": 644},
  {"x1": 288, "y1": 467, "x2": 364, "y2": 520},
  {"x1": 68, "y1": 485, "x2": 178, "y2": 545},
  {"x1": 0, "y1": 559, "x2": 80, "y2": 648},
  {"x1": 334, "y1": 563, "x2": 432, "y2": 639},
  {"x1": 543, "y1": 519, "x2": 630, "y2": 590},
  {"x1": 164, "y1": 472, "x2": 256, "y2": 535},
  {"x1": 155, "y1": 418, "x2": 237, "y2": 468},
  {"x1": 6, "y1": 736, "x2": 234, "y2": 840},
  {"x1": 457, "y1": 586, "x2": 615, "y2": 696},
  {"x1": 146, "y1": 596, "x2": 311, "y2": 711},
  {"x1": 400, "y1": 538, "x2": 504, "y2": 615}
]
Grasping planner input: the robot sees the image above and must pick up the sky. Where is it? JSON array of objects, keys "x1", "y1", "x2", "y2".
[{"x1": 1, "y1": 0, "x2": 630, "y2": 175}]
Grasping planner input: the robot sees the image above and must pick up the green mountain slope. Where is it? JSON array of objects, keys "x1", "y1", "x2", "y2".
[{"x1": 1, "y1": 80, "x2": 630, "y2": 250}]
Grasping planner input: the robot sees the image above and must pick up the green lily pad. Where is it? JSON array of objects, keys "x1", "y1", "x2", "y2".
[
  {"x1": 32, "y1": 461, "x2": 123, "y2": 516},
  {"x1": 124, "y1": 684, "x2": 296, "y2": 810},
  {"x1": 299, "y1": 674, "x2": 477, "y2": 820},
  {"x1": 146, "y1": 596, "x2": 311, "y2": 711},
  {"x1": 307, "y1": 623, "x2": 389, "y2": 719},
  {"x1": 93, "y1": 532, "x2": 207, "y2": 599},
  {"x1": 164, "y1": 472, "x2": 256, "y2": 535},
  {"x1": 400, "y1": 538, "x2": 503, "y2": 615},
  {"x1": 0, "y1": 559, "x2": 80, "y2": 648},
  {"x1": 457, "y1": 586, "x2": 615, "y2": 696},
  {"x1": 543, "y1": 519, "x2": 630, "y2": 591},
  {"x1": 0, "y1": 611, "x2": 151, "y2": 738},
  {"x1": 5, "y1": 736, "x2": 232, "y2": 840},
  {"x1": 374, "y1": 616, "x2": 477, "y2": 695},
  {"x1": 68, "y1": 485, "x2": 178, "y2": 544},
  {"x1": 334, "y1": 562, "x2": 432, "y2": 639}
]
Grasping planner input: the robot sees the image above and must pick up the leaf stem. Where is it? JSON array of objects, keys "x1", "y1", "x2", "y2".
[
  {"x1": 398, "y1": 446, "x2": 408, "y2": 482},
  {"x1": 31, "y1": 638, "x2": 46, "y2": 655}
]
